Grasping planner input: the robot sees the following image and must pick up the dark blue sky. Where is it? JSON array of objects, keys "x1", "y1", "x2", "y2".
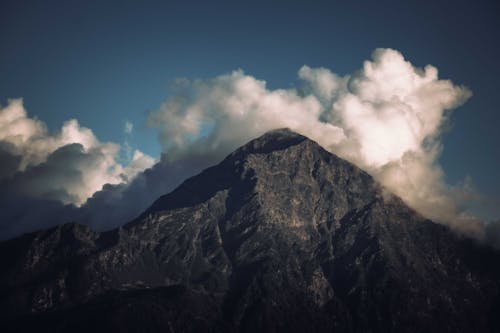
[{"x1": 1, "y1": 0, "x2": 499, "y2": 203}]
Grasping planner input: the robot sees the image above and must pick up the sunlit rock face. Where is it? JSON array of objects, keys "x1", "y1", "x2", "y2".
[{"x1": 1, "y1": 129, "x2": 499, "y2": 332}]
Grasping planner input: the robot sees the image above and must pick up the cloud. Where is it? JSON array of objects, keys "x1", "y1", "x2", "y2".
[
  {"x1": 75, "y1": 153, "x2": 215, "y2": 231},
  {"x1": 0, "y1": 99, "x2": 155, "y2": 206},
  {"x1": 147, "y1": 70, "x2": 345, "y2": 162},
  {"x1": 148, "y1": 48, "x2": 482, "y2": 237},
  {"x1": 1, "y1": 48, "x2": 495, "y2": 243},
  {"x1": 122, "y1": 150, "x2": 156, "y2": 182},
  {"x1": 124, "y1": 120, "x2": 133, "y2": 134},
  {"x1": 0, "y1": 193, "x2": 78, "y2": 241}
]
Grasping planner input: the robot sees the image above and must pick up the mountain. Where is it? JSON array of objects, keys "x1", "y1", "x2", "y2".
[{"x1": 1, "y1": 128, "x2": 499, "y2": 332}]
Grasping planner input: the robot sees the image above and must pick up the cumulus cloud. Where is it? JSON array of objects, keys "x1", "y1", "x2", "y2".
[
  {"x1": 148, "y1": 48, "x2": 482, "y2": 237},
  {"x1": 148, "y1": 71, "x2": 345, "y2": 162},
  {"x1": 122, "y1": 150, "x2": 156, "y2": 182},
  {"x1": 1, "y1": 48, "x2": 494, "y2": 242},
  {"x1": 0, "y1": 99, "x2": 154, "y2": 206},
  {"x1": 75, "y1": 153, "x2": 214, "y2": 231}
]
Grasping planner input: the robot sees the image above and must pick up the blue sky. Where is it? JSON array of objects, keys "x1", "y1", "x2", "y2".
[{"x1": 0, "y1": 0, "x2": 499, "y2": 213}]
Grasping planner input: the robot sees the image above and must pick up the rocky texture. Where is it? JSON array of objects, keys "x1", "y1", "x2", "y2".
[{"x1": 0, "y1": 129, "x2": 499, "y2": 332}]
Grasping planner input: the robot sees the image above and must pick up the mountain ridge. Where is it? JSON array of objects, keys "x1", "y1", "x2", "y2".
[{"x1": 1, "y1": 129, "x2": 499, "y2": 332}]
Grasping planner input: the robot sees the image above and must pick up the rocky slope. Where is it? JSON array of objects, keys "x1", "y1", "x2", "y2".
[{"x1": 0, "y1": 129, "x2": 499, "y2": 332}]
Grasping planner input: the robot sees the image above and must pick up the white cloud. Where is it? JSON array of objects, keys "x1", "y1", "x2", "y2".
[
  {"x1": 122, "y1": 150, "x2": 156, "y2": 182},
  {"x1": 124, "y1": 120, "x2": 133, "y2": 134},
  {"x1": 148, "y1": 70, "x2": 346, "y2": 162},
  {"x1": 148, "y1": 48, "x2": 479, "y2": 236},
  {"x1": 0, "y1": 99, "x2": 96, "y2": 170},
  {"x1": 0, "y1": 99, "x2": 155, "y2": 206}
]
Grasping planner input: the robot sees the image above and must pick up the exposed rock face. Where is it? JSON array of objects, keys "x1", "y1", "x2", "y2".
[{"x1": 0, "y1": 129, "x2": 499, "y2": 332}]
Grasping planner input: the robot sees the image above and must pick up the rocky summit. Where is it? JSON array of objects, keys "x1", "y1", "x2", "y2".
[{"x1": 0, "y1": 129, "x2": 499, "y2": 332}]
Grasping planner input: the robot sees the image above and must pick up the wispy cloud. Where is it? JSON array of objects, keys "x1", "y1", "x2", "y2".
[{"x1": 124, "y1": 120, "x2": 133, "y2": 134}]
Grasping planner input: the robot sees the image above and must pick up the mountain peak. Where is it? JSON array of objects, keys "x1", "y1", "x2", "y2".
[
  {"x1": 227, "y1": 128, "x2": 307, "y2": 157},
  {"x1": 257, "y1": 127, "x2": 302, "y2": 138},
  {"x1": 142, "y1": 128, "x2": 371, "y2": 216},
  {"x1": 1, "y1": 130, "x2": 500, "y2": 332}
]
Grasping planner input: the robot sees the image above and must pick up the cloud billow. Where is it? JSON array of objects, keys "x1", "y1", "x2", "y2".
[
  {"x1": 148, "y1": 48, "x2": 479, "y2": 236},
  {"x1": 0, "y1": 99, "x2": 155, "y2": 206},
  {"x1": 0, "y1": 99, "x2": 155, "y2": 238},
  {"x1": 1, "y1": 48, "x2": 495, "y2": 243}
]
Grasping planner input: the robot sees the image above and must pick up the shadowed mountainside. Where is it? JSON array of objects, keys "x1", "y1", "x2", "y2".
[{"x1": 1, "y1": 129, "x2": 499, "y2": 332}]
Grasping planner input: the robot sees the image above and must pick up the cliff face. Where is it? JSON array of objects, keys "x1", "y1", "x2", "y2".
[{"x1": 1, "y1": 129, "x2": 499, "y2": 332}]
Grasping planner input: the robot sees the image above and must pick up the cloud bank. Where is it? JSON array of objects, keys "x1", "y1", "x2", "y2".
[
  {"x1": 1, "y1": 48, "x2": 496, "y2": 243},
  {"x1": 148, "y1": 48, "x2": 480, "y2": 236},
  {"x1": 0, "y1": 99, "x2": 154, "y2": 206}
]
